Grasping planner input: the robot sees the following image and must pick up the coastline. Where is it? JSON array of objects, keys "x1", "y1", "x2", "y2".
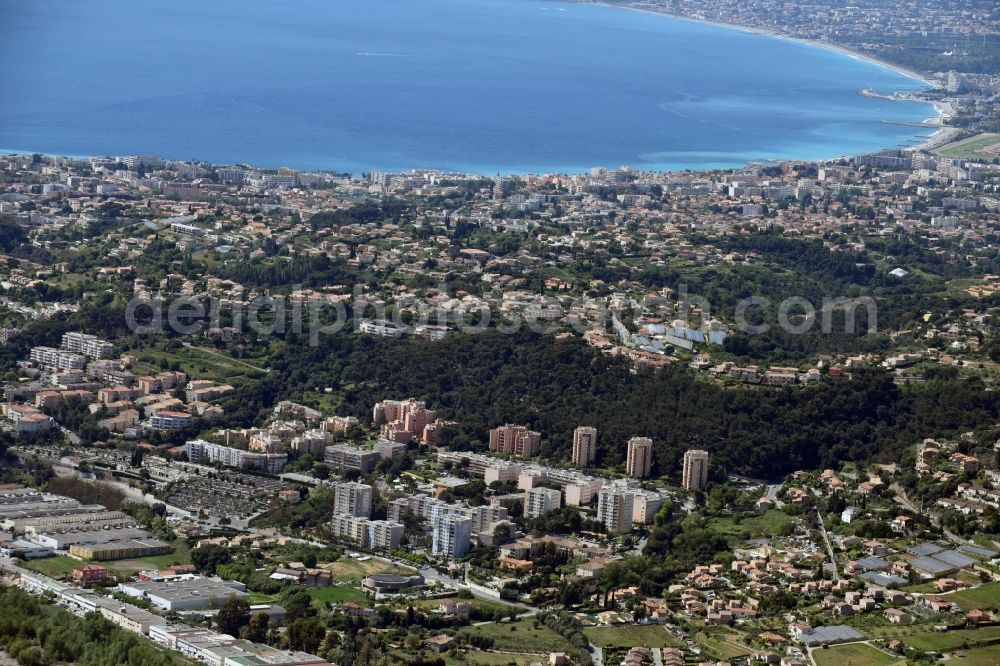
[
  {"x1": 1, "y1": 3, "x2": 958, "y2": 177},
  {"x1": 579, "y1": 1, "x2": 936, "y2": 87},
  {"x1": 576, "y1": 1, "x2": 955, "y2": 155}
]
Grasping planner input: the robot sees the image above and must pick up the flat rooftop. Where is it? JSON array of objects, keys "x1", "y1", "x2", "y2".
[
  {"x1": 122, "y1": 577, "x2": 247, "y2": 604},
  {"x1": 36, "y1": 527, "x2": 153, "y2": 545},
  {"x1": 77, "y1": 537, "x2": 171, "y2": 552},
  {"x1": 801, "y1": 625, "x2": 864, "y2": 645}
]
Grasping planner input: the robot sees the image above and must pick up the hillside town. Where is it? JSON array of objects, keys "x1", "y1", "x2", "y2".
[
  {"x1": 2, "y1": 11, "x2": 1000, "y2": 663},
  {"x1": 1, "y1": 384, "x2": 999, "y2": 666},
  {"x1": 3, "y1": 138, "x2": 1000, "y2": 380}
]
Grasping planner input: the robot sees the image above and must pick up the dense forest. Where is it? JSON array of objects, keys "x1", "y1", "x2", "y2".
[
  {"x1": 309, "y1": 200, "x2": 412, "y2": 229},
  {"x1": 0, "y1": 218, "x2": 51, "y2": 262},
  {"x1": 0, "y1": 219, "x2": 27, "y2": 252},
  {"x1": 218, "y1": 330, "x2": 1000, "y2": 479},
  {"x1": 692, "y1": 231, "x2": 1000, "y2": 361}
]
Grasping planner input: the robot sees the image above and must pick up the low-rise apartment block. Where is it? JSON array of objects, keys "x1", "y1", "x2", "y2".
[
  {"x1": 185, "y1": 439, "x2": 286, "y2": 473},
  {"x1": 29, "y1": 346, "x2": 86, "y2": 371},
  {"x1": 329, "y1": 514, "x2": 403, "y2": 551},
  {"x1": 324, "y1": 444, "x2": 381, "y2": 473},
  {"x1": 61, "y1": 332, "x2": 115, "y2": 359}
]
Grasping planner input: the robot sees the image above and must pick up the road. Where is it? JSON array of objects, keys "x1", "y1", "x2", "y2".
[
  {"x1": 815, "y1": 509, "x2": 839, "y2": 582},
  {"x1": 59, "y1": 426, "x2": 81, "y2": 445},
  {"x1": 890, "y1": 482, "x2": 919, "y2": 513},
  {"x1": 0, "y1": 557, "x2": 32, "y2": 578},
  {"x1": 890, "y1": 482, "x2": 965, "y2": 545}
]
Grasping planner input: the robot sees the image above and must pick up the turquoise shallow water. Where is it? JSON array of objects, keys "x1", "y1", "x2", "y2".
[{"x1": 0, "y1": 0, "x2": 937, "y2": 174}]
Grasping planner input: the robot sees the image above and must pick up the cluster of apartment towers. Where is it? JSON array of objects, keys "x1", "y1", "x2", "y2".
[
  {"x1": 325, "y1": 402, "x2": 711, "y2": 558},
  {"x1": 501, "y1": 424, "x2": 710, "y2": 492},
  {"x1": 371, "y1": 400, "x2": 710, "y2": 490}
]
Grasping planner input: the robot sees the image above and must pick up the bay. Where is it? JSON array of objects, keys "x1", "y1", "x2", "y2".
[{"x1": 0, "y1": 0, "x2": 937, "y2": 174}]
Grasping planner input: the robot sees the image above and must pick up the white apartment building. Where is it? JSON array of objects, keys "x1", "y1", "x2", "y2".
[
  {"x1": 330, "y1": 515, "x2": 405, "y2": 551},
  {"x1": 526, "y1": 487, "x2": 561, "y2": 518},
  {"x1": 184, "y1": 439, "x2": 286, "y2": 474},
  {"x1": 30, "y1": 346, "x2": 86, "y2": 371},
  {"x1": 324, "y1": 444, "x2": 380, "y2": 473},
  {"x1": 436, "y1": 450, "x2": 521, "y2": 484},
  {"x1": 148, "y1": 411, "x2": 193, "y2": 431},
  {"x1": 121, "y1": 155, "x2": 165, "y2": 170},
  {"x1": 432, "y1": 514, "x2": 472, "y2": 559},
  {"x1": 330, "y1": 513, "x2": 369, "y2": 545},
  {"x1": 387, "y1": 495, "x2": 506, "y2": 536},
  {"x1": 333, "y1": 481, "x2": 373, "y2": 518},
  {"x1": 436, "y1": 450, "x2": 604, "y2": 506},
  {"x1": 366, "y1": 519, "x2": 404, "y2": 551},
  {"x1": 61, "y1": 332, "x2": 115, "y2": 359},
  {"x1": 597, "y1": 489, "x2": 634, "y2": 534},
  {"x1": 630, "y1": 490, "x2": 666, "y2": 524},
  {"x1": 464, "y1": 504, "x2": 508, "y2": 534},
  {"x1": 359, "y1": 319, "x2": 404, "y2": 338}
]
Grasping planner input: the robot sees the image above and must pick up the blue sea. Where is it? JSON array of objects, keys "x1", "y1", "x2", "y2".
[{"x1": 0, "y1": 0, "x2": 937, "y2": 174}]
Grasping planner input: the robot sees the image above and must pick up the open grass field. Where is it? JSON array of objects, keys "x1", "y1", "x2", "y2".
[
  {"x1": 584, "y1": 624, "x2": 682, "y2": 649},
  {"x1": 970, "y1": 535, "x2": 1000, "y2": 550},
  {"x1": 130, "y1": 343, "x2": 266, "y2": 386},
  {"x1": 944, "y1": 644, "x2": 1000, "y2": 666},
  {"x1": 694, "y1": 629, "x2": 753, "y2": 659},
  {"x1": 899, "y1": 626, "x2": 1000, "y2": 652},
  {"x1": 21, "y1": 555, "x2": 82, "y2": 578},
  {"x1": 296, "y1": 391, "x2": 342, "y2": 417},
  {"x1": 954, "y1": 571, "x2": 983, "y2": 586},
  {"x1": 706, "y1": 510, "x2": 795, "y2": 541},
  {"x1": 392, "y1": 649, "x2": 541, "y2": 666},
  {"x1": 23, "y1": 540, "x2": 192, "y2": 579},
  {"x1": 947, "y1": 582, "x2": 1000, "y2": 611},
  {"x1": 935, "y1": 133, "x2": 1000, "y2": 161},
  {"x1": 445, "y1": 651, "x2": 540, "y2": 666},
  {"x1": 322, "y1": 557, "x2": 412, "y2": 584},
  {"x1": 812, "y1": 643, "x2": 903, "y2": 666},
  {"x1": 460, "y1": 618, "x2": 573, "y2": 654},
  {"x1": 306, "y1": 586, "x2": 368, "y2": 605},
  {"x1": 248, "y1": 591, "x2": 281, "y2": 604}
]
